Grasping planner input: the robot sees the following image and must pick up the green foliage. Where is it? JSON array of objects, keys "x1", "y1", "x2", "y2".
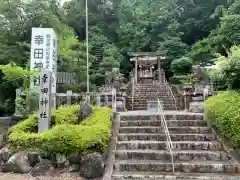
[
  {"x1": 0, "y1": 0, "x2": 237, "y2": 101},
  {"x1": 189, "y1": 38, "x2": 216, "y2": 66},
  {"x1": 189, "y1": 0, "x2": 240, "y2": 65},
  {"x1": 171, "y1": 57, "x2": 193, "y2": 75},
  {"x1": 52, "y1": 104, "x2": 79, "y2": 125},
  {"x1": 0, "y1": 63, "x2": 38, "y2": 89},
  {"x1": 205, "y1": 91, "x2": 240, "y2": 148},
  {"x1": 170, "y1": 74, "x2": 194, "y2": 85},
  {"x1": 8, "y1": 105, "x2": 113, "y2": 154},
  {"x1": 212, "y1": 46, "x2": 240, "y2": 89}
]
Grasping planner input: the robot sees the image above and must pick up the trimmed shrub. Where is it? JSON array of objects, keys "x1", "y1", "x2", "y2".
[
  {"x1": 53, "y1": 104, "x2": 79, "y2": 125},
  {"x1": 205, "y1": 91, "x2": 240, "y2": 148},
  {"x1": 8, "y1": 105, "x2": 112, "y2": 154}
]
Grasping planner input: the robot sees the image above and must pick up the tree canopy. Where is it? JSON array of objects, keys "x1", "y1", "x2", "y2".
[{"x1": 0, "y1": 0, "x2": 239, "y2": 103}]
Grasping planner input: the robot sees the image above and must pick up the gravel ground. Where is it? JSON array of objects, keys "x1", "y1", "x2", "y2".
[
  {"x1": 0, "y1": 172, "x2": 84, "y2": 180},
  {"x1": 0, "y1": 172, "x2": 103, "y2": 180}
]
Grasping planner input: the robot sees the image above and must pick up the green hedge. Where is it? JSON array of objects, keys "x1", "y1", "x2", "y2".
[
  {"x1": 8, "y1": 105, "x2": 112, "y2": 154},
  {"x1": 205, "y1": 91, "x2": 240, "y2": 148}
]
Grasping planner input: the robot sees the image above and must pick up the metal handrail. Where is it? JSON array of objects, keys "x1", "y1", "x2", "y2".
[
  {"x1": 162, "y1": 74, "x2": 177, "y2": 110},
  {"x1": 157, "y1": 99, "x2": 175, "y2": 173}
]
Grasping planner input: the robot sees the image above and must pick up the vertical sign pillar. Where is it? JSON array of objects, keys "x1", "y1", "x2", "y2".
[
  {"x1": 30, "y1": 28, "x2": 58, "y2": 109},
  {"x1": 39, "y1": 70, "x2": 52, "y2": 133}
]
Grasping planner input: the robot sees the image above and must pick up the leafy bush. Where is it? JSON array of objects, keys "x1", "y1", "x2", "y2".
[
  {"x1": 170, "y1": 74, "x2": 194, "y2": 85},
  {"x1": 205, "y1": 91, "x2": 240, "y2": 148},
  {"x1": 171, "y1": 57, "x2": 193, "y2": 75},
  {"x1": 8, "y1": 105, "x2": 112, "y2": 154},
  {"x1": 212, "y1": 46, "x2": 240, "y2": 89}
]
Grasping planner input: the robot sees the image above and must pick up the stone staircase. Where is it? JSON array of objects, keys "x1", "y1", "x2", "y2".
[
  {"x1": 128, "y1": 84, "x2": 176, "y2": 110},
  {"x1": 91, "y1": 45, "x2": 103, "y2": 70},
  {"x1": 112, "y1": 113, "x2": 240, "y2": 179}
]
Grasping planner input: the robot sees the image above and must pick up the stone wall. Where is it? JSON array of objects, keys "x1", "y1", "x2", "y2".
[
  {"x1": 0, "y1": 146, "x2": 106, "y2": 179},
  {"x1": 0, "y1": 117, "x2": 108, "y2": 179}
]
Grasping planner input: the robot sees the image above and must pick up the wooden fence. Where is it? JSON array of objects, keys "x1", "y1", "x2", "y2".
[{"x1": 57, "y1": 72, "x2": 77, "y2": 84}]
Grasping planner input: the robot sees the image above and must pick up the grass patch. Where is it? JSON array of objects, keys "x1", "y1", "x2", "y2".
[{"x1": 8, "y1": 105, "x2": 112, "y2": 154}]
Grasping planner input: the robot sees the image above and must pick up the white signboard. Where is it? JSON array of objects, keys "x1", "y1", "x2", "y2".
[
  {"x1": 30, "y1": 28, "x2": 58, "y2": 94},
  {"x1": 39, "y1": 70, "x2": 52, "y2": 132}
]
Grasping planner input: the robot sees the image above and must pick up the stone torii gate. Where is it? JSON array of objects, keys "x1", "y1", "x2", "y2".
[{"x1": 128, "y1": 52, "x2": 166, "y2": 84}]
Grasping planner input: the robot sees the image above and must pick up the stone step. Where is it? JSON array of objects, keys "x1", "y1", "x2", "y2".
[
  {"x1": 120, "y1": 120, "x2": 207, "y2": 127},
  {"x1": 120, "y1": 114, "x2": 203, "y2": 121},
  {"x1": 133, "y1": 106, "x2": 176, "y2": 111},
  {"x1": 132, "y1": 101, "x2": 175, "y2": 104},
  {"x1": 119, "y1": 126, "x2": 161, "y2": 133},
  {"x1": 119, "y1": 126, "x2": 211, "y2": 134},
  {"x1": 118, "y1": 133, "x2": 217, "y2": 141},
  {"x1": 115, "y1": 150, "x2": 231, "y2": 161},
  {"x1": 134, "y1": 93, "x2": 173, "y2": 96},
  {"x1": 116, "y1": 141, "x2": 223, "y2": 151},
  {"x1": 132, "y1": 103, "x2": 175, "y2": 107},
  {"x1": 132, "y1": 102, "x2": 175, "y2": 106},
  {"x1": 134, "y1": 94, "x2": 170, "y2": 97},
  {"x1": 169, "y1": 127, "x2": 212, "y2": 133},
  {"x1": 112, "y1": 171, "x2": 240, "y2": 180},
  {"x1": 114, "y1": 160, "x2": 236, "y2": 173}
]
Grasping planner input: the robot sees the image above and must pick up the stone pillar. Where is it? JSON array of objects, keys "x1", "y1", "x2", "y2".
[
  {"x1": 86, "y1": 93, "x2": 91, "y2": 105},
  {"x1": 122, "y1": 93, "x2": 126, "y2": 111},
  {"x1": 96, "y1": 93, "x2": 101, "y2": 106},
  {"x1": 105, "y1": 93, "x2": 109, "y2": 107},
  {"x1": 135, "y1": 58, "x2": 138, "y2": 84},
  {"x1": 66, "y1": 90, "x2": 72, "y2": 105},
  {"x1": 158, "y1": 59, "x2": 161, "y2": 83},
  {"x1": 150, "y1": 65, "x2": 153, "y2": 79},
  {"x1": 112, "y1": 88, "x2": 116, "y2": 113},
  {"x1": 14, "y1": 88, "x2": 22, "y2": 116}
]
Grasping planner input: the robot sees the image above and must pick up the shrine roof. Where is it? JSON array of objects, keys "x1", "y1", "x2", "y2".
[
  {"x1": 128, "y1": 52, "x2": 166, "y2": 62},
  {"x1": 128, "y1": 51, "x2": 166, "y2": 57}
]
